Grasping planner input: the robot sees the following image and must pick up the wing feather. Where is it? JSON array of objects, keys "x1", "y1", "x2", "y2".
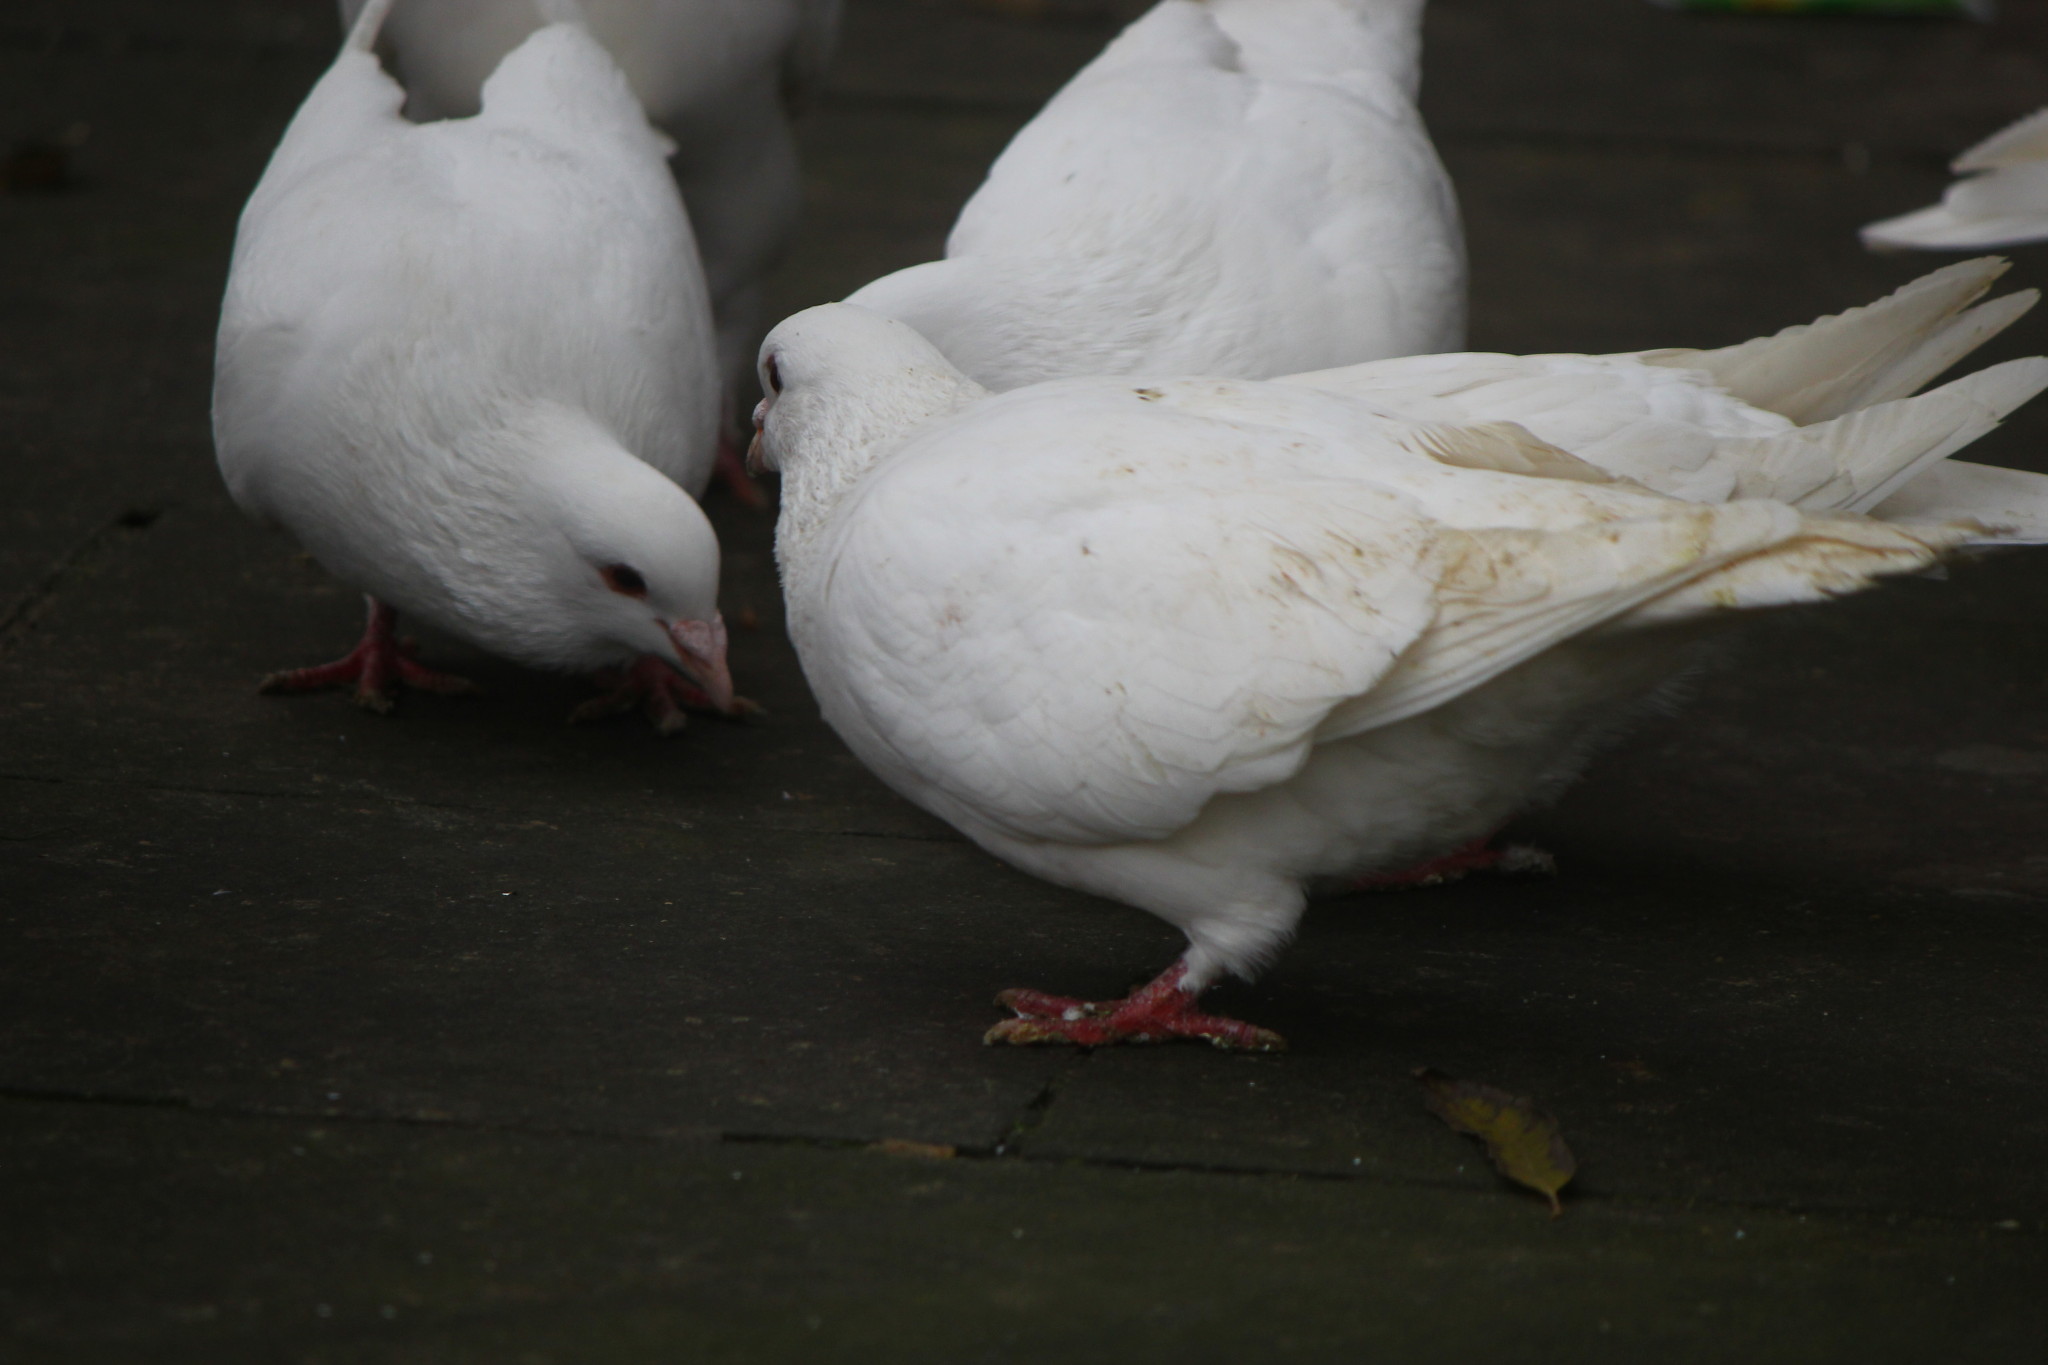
[{"x1": 809, "y1": 392, "x2": 1887, "y2": 847}]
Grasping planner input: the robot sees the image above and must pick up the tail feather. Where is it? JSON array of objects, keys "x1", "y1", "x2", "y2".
[
  {"x1": 1633, "y1": 260, "x2": 2033, "y2": 423},
  {"x1": 1720, "y1": 357, "x2": 2048, "y2": 514},
  {"x1": 532, "y1": 0, "x2": 592, "y2": 25},
  {"x1": 1862, "y1": 198, "x2": 2048, "y2": 254},
  {"x1": 1209, "y1": 0, "x2": 1427, "y2": 97},
  {"x1": 343, "y1": 0, "x2": 395, "y2": 51},
  {"x1": 1862, "y1": 167, "x2": 2048, "y2": 254},
  {"x1": 1873, "y1": 460, "x2": 2048, "y2": 545},
  {"x1": 1080, "y1": 1, "x2": 1243, "y2": 80},
  {"x1": 1955, "y1": 108, "x2": 2048, "y2": 173}
]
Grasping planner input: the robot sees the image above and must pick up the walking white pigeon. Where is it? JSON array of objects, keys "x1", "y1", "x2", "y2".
[
  {"x1": 338, "y1": 0, "x2": 843, "y2": 501},
  {"x1": 844, "y1": 0, "x2": 1463, "y2": 391},
  {"x1": 1864, "y1": 109, "x2": 2048, "y2": 252},
  {"x1": 216, "y1": 0, "x2": 735, "y2": 730},
  {"x1": 750, "y1": 266, "x2": 2048, "y2": 1049}
]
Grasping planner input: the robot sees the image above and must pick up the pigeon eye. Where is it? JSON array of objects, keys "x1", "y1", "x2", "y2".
[
  {"x1": 601, "y1": 563, "x2": 648, "y2": 597},
  {"x1": 764, "y1": 353, "x2": 783, "y2": 395}
]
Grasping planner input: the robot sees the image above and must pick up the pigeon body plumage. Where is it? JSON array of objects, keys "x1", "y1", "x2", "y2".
[
  {"x1": 845, "y1": 0, "x2": 1463, "y2": 390},
  {"x1": 338, "y1": 0, "x2": 841, "y2": 452},
  {"x1": 216, "y1": 0, "x2": 733, "y2": 721},
  {"x1": 753, "y1": 267, "x2": 2048, "y2": 1048},
  {"x1": 1864, "y1": 109, "x2": 2048, "y2": 252}
]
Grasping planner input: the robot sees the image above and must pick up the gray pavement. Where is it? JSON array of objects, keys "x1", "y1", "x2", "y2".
[{"x1": 4, "y1": 1, "x2": 2048, "y2": 1360}]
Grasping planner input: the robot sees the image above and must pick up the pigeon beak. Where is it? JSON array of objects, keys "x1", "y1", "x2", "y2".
[
  {"x1": 745, "y1": 399, "x2": 769, "y2": 475},
  {"x1": 664, "y1": 614, "x2": 734, "y2": 713}
]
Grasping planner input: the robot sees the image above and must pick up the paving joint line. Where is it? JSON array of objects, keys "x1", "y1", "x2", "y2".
[
  {"x1": 0, "y1": 770, "x2": 961, "y2": 845},
  {"x1": 0, "y1": 506, "x2": 166, "y2": 653},
  {"x1": 3, "y1": 1085, "x2": 2029, "y2": 1234},
  {"x1": 722, "y1": 1128, "x2": 2045, "y2": 1234}
]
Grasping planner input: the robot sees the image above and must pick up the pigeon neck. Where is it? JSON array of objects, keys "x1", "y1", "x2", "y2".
[{"x1": 773, "y1": 367, "x2": 985, "y2": 554}]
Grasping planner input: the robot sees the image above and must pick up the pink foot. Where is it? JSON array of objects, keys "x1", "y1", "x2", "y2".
[
  {"x1": 1350, "y1": 837, "x2": 1555, "y2": 892},
  {"x1": 713, "y1": 429, "x2": 768, "y2": 509},
  {"x1": 570, "y1": 654, "x2": 761, "y2": 736},
  {"x1": 259, "y1": 597, "x2": 476, "y2": 714},
  {"x1": 984, "y1": 959, "x2": 1285, "y2": 1052}
]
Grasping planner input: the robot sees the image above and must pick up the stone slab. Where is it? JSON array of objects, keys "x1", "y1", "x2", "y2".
[{"x1": 3, "y1": 1098, "x2": 2042, "y2": 1364}]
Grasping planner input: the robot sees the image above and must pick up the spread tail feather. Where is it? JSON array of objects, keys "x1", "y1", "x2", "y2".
[
  {"x1": 1861, "y1": 198, "x2": 2048, "y2": 254},
  {"x1": 1720, "y1": 356, "x2": 2048, "y2": 514},
  {"x1": 1632, "y1": 260, "x2": 2035, "y2": 424},
  {"x1": 344, "y1": 0, "x2": 395, "y2": 51},
  {"x1": 1209, "y1": 0, "x2": 1427, "y2": 96},
  {"x1": 1956, "y1": 108, "x2": 2048, "y2": 172},
  {"x1": 1872, "y1": 460, "x2": 2048, "y2": 545},
  {"x1": 532, "y1": 0, "x2": 592, "y2": 25}
]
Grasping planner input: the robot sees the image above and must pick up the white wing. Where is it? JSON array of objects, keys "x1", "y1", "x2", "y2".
[
  {"x1": 806, "y1": 384, "x2": 1892, "y2": 847},
  {"x1": 1278, "y1": 264, "x2": 2048, "y2": 528}
]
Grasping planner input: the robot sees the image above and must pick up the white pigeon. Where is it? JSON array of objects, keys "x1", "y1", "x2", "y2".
[
  {"x1": 338, "y1": 0, "x2": 843, "y2": 497},
  {"x1": 216, "y1": 0, "x2": 734, "y2": 729},
  {"x1": 1864, "y1": 109, "x2": 2048, "y2": 251},
  {"x1": 750, "y1": 269, "x2": 2048, "y2": 1049},
  {"x1": 844, "y1": 0, "x2": 1463, "y2": 391}
]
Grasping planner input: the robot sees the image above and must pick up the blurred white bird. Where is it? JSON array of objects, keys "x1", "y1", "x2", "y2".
[
  {"x1": 751, "y1": 267, "x2": 2048, "y2": 1049},
  {"x1": 216, "y1": 0, "x2": 734, "y2": 730},
  {"x1": 1864, "y1": 109, "x2": 2048, "y2": 251},
  {"x1": 338, "y1": 0, "x2": 844, "y2": 501},
  {"x1": 846, "y1": 0, "x2": 1463, "y2": 390}
]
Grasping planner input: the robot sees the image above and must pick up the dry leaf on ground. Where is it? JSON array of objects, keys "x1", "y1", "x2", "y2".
[
  {"x1": 870, "y1": 1138, "x2": 957, "y2": 1160},
  {"x1": 1414, "y1": 1067, "x2": 1577, "y2": 1216}
]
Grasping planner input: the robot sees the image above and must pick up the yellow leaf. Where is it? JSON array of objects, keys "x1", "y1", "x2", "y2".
[
  {"x1": 1415, "y1": 1067, "x2": 1577, "y2": 1216},
  {"x1": 870, "y1": 1138, "x2": 957, "y2": 1160}
]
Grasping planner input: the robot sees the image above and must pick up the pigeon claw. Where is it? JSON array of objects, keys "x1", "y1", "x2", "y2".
[
  {"x1": 258, "y1": 597, "x2": 476, "y2": 713},
  {"x1": 570, "y1": 654, "x2": 761, "y2": 735},
  {"x1": 983, "y1": 965, "x2": 1285, "y2": 1052}
]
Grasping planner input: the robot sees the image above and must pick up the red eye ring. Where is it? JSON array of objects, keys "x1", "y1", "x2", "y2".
[{"x1": 601, "y1": 563, "x2": 648, "y2": 598}]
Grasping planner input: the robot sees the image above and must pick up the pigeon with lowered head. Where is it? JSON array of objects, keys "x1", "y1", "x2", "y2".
[
  {"x1": 338, "y1": 0, "x2": 844, "y2": 501},
  {"x1": 216, "y1": 0, "x2": 733, "y2": 729}
]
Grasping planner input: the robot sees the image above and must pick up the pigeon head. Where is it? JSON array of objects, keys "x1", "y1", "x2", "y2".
[
  {"x1": 749, "y1": 304, "x2": 986, "y2": 538},
  {"x1": 503, "y1": 404, "x2": 731, "y2": 705}
]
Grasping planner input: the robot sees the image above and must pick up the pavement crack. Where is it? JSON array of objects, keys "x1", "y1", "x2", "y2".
[
  {"x1": 3, "y1": 1088, "x2": 2037, "y2": 1235},
  {"x1": 992, "y1": 1072, "x2": 1068, "y2": 1155},
  {"x1": 0, "y1": 1086, "x2": 717, "y2": 1145},
  {"x1": 0, "y1": 504, "x2": 170, "y2": 653},
  {"x1": 0, "y1": 769, "x2": 961, "y2": 847}
]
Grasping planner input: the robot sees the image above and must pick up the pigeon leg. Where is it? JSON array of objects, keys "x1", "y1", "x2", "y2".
[
  {"x1": 1349, "y1": 836, "x2": 1555, "y2": 892},
  {"x1": 985, "y1": 958, "x2": 1285, "y2": 1052},
  {"x1": 569, "y1": 654, "x2": 762, "y2": 736},
  {"x1": 258, "y1": 596, "x2": 477, "y2": 714},
  {"x1": 712, "y1": 427, "x2": 769, "y2": 509}
]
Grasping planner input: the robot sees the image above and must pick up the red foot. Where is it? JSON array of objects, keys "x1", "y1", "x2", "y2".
[
  {"x1": 570, "y1": 654, "x2": 761, "y2": 736},
  {"x1": 258, "y1": 597, "x2": 477, "y2": 714},
  {"x1": 1350, "y1": 837, "x2": 1556, "y2": 892},
  {"x1": 713, "y1": 428, "x2": 768, "y2": 509},
  {"x1": 984, "y1": 959, "x2": 1285, "y2": 1052}
]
